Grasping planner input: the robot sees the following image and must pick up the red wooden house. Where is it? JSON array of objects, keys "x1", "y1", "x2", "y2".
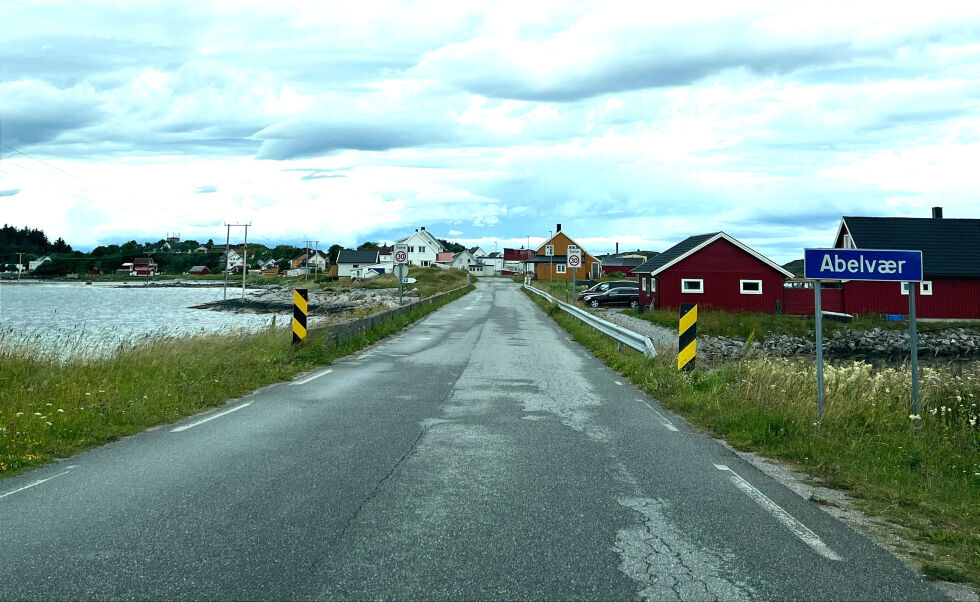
[
  {"x1": 828, "y1": 208, "x2": 980, "y2": 319},
  {"x1": 632, "y1": 232, "x2": 793, "y2": 312}
]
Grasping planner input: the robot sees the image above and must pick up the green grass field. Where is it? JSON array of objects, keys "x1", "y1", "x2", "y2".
[{"x1": 525, "y1": 288, "x2": 980, "y2": 586}]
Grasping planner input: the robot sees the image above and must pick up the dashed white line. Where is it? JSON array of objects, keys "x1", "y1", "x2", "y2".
[
  {"x1": 714, "y1": 464, "x2": 841, "y2": 561},
  {"x1": 291, "y1": 368, "x2": 334, "y2": 386},
  {"x1": 171, "y1": 402, "x2": 252, "y2": 432},
  {"x1": 614, "y1": 381, "x2": 623, "y2": 386},
  {"x1": 0, "y1": 467, "x2": 76, "y2": 500},
  {"x1": 637, "y1": 400, "x2": 679, "y2": 432}
]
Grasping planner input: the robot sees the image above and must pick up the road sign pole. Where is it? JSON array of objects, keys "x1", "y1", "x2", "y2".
[
  {"x1": 908, "y1": 282, "x2": 920, "y2": 433},
  {"x1": 815, "y1": 280, "x2": 824, "y2": 417}
]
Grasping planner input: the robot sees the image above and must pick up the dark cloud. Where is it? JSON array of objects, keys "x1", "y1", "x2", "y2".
[
  {"x1": 417, "y1": 36, "x2": 862, "y2": 102},
  {"x1": 0, "y1": 189, "x2": 21, "y2": 197},
  {"x1": 252, "y1": 118, "x2": 457, "y2": 160},
  {"x1": 0, "y1": 82, "x2": 104, "y2": 147}
]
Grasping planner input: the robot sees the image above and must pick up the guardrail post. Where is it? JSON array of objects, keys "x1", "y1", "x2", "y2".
[
  {"x1": 292, "y1": 288, "x2": 308, "y2": 344},
  {"x1": 678, "y1": 303, "x2": 697, "y2": 371}
]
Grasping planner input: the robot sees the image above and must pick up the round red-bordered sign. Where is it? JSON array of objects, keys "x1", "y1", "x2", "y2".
[
  {"x1": 395, "y1": 250, "x2": 408, "y2": 263},
  {"x1": 568, "y1": 254, "x2": 582, "y2": 268}
]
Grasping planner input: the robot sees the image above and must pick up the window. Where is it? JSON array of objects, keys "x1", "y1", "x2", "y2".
[
  {"x1": 545, "y1": 245, "x2": 554, "y2": 256},
  {"x1": 641, "y1": 279, "x2": 648, "y2": 293},
  {"x1": 740, "y1": 279, "x2": 763, "y2": 295},
  {"x1": 352, "y1": 264, "x2": 359, "y2": 268},
  {"x1": 681, "y1": 279, "x2": 703, "y2": 293},
  {"x1": 419, "y1": 246, "x2": 425, "y2": 252},
  {"x1": 650, "y1": 278, "x2": 656, "y2": 292},
  {"x1": 408, "y1": 246, "x2": 414, "y2": 252},
  {"x1": 920, "y1": 281, "x2": 932, "y2": 295},
  {"x1": 556, "y1": 264, "x2": 566, "y2": 274},
  {"x1": 421, "y1": 260, "x2": 430, "y2": 267},
  {"x1": 843, "y1": 234, "x2": 855, "y2": 249},
  {"x1": 900, "y1": 282, "x2": 911, "y2": 295}
]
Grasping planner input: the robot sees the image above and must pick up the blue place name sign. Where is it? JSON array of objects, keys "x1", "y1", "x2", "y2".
[{"x1": 804, "y1": 248, "x2": 923, "y2": 282}]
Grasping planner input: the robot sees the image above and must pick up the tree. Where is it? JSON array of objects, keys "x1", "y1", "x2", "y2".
[
  {"x1": 357, "y1": 241, "x2": 379, "y2": 249},
  {"x1": 327, "y1": 244, "x2": 344, "y2": 263},
  {"x1": 50, "y1": 237, "x2": 72, "y2": 253},
  {"x1": 437, "y1": 238, "x2": 465, "y2": 253}
]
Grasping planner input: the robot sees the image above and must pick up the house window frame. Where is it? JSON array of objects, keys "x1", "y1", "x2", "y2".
[
  {"x1": 681, "y1": 278, "x2": 704, "y2": 294},
  {"x1": 843, "y1": 234, "x2": 855, "y2": 249},
  {"x1": 900, "y1": 282, "x2": 911, "y2": 295},
  {"x1": 419, "y1": 246, "x2": 425, "y2": 253},
  {"x1": 920, "y1": 281, "x2": 933, "y2": 295},
  {"x1": 739, "y1": 279, "x2": 763, "y2": 295},
  {"x1": 641, "y1": 278, "x2": 648, "y2": 293},
  {"x1": 556, "y1": 264, "x2": 567, "y2": 274},
  {"x1": 421, "y1": 260, "x2": 430, "y2": 267}
]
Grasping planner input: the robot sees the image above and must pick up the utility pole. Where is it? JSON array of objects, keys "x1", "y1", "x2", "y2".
[
  {"x1": 224, "y1": 222, "x2": 250, "y2": 302},
  {"x1": 223, "y1": 223, "x2": 231, "y2": 301},
  {"x1": 241, "y1": 223, "x2": 250, "y2": 303}
]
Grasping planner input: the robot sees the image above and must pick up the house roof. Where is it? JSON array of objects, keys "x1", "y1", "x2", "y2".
[
  {"x1": 840, "y1": 216, "x2": 980, "y2": 277},
  {"x1": 467, "y1": 246, "x2": 483, "y2": 254},
  {"x1": 535, "y1": 231, "x2": 598, "y2": 262},
  {"x1": 337, "y1": 249, "x2": 380, "y2": 264},
  {"x1": 189, "y1": 265, "x2": 209, "y2": 272},
  {"x1": 601, "y1": 256, "x2": 647, "y2": 267},
  {"x1": 397, "y1": 229, "x2": 443, "y2": 251},
  {"x1": 487, "y1": 251, "x2": 501, "y2": 258},
  {"x1": 632, "y1": 232, "x2": 794, "y2": 278}
]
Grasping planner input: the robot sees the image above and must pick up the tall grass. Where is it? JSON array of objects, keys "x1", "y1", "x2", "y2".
[
  {"x1": 526, "y1": 290, "x2": 980, "y2": 585},
  {"x1": 0, "y1": 284, "x2": 474, "y2": 479}
]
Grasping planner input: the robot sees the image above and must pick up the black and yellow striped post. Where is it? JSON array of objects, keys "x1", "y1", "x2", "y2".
[
  {"x1": 292, "y1": 288, "x2": 308, "y2": 344},
  {"x1": 678, "y1": 303, "x2": 697, "y2": 371}
]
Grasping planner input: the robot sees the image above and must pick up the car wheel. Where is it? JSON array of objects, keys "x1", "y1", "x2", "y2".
[
  {"x1": 630, "y1": 300, "x2": 639, "y2": 310},
  {"x1": 590, "y1": 299, "x2": 600, "y2": 308}
]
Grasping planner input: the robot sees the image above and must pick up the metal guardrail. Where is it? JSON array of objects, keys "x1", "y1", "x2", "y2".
[{"x1": 524, "y1": 284, "x2": 657, "y2": 358}]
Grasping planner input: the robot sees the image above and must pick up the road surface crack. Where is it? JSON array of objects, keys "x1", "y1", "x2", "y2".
[
  {"x1": 309, "y1": 425, "x2": 430, "y2": 573},
  {"x1": 613, "y1": 497, "x2": 754, "y2": 601}
]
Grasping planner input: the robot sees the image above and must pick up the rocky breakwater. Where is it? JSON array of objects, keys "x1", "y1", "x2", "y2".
[
  {"x1": 700, "y1": 327, "x2": 980, "y2": 361},
  {"x1": 191, "y1": 286, "x2": 418, "y2": 315}
]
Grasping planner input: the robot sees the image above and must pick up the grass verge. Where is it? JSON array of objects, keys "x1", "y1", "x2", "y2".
[
  {"x1": 524, "y1": 288, "x2": 980, "y2": 586},
  {"x1": 0, "y1": 284, "x2": 474, "y2": 480}
]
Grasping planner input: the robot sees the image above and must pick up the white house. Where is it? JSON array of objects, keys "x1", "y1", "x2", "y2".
[
  {"x1": 468, "y1": 246, "x2": 487, "y2": 258},
  {"x1": 451, "y1": 249, "x2": 486, "y2": 273},
  {"x1": 396, "y1": 227, "x2": 444, "y2": 267},
  {"x1": 480, "y1": 251, "x2": 504, "y2": 274},
  {"x1": 28, "y1": 256, "x2": 52, "y2": 271},
  {"x1": 336, "y1": 249, "x2": 393, "y2": 278}
]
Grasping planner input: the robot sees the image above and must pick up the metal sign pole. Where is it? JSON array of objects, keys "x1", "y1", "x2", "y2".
[
  {"x1": 908, "y1": 282, "x2": 920, "y2": 431},
  {"x1": 814, "y1": 280, "x2": 824, "y2": 417},
  {"x1": 399, "y1": 267, "x2": 403, "y2": 305}
]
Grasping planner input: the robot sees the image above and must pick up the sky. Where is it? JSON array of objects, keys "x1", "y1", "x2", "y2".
[{"x1": 2, "y1": 0, "x2": 980, "y2": 262}]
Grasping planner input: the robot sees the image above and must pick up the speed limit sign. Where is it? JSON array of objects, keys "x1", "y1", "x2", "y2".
[
  {"x1": 567, "y1": 251, "x2": 582, "y2": 268},
  {"x1": 394, "y1": 244, "x2": 408, "y2": 264}
]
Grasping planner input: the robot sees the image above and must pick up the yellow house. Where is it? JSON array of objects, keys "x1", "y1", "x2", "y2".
[{"x1": 530, "y1": 225, "x2": 600, "y2": 280}]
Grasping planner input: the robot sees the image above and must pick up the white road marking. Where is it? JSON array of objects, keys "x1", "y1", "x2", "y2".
[
  {"x1": 637, "y1": 400, "x2": 679, "y2": 432},
  {"x1": 171, "y1": 402, "x2": 252, "y2": 432},
  {"x1": 0, "y1": 467, "x2": 75, "y2": 500},
  {"x1": 714, "y1": 464, "x2": 841, "y2": 561},
  {"x1": 291, "y1": 368, "x2": 334, "y2": 386},
  {"x1": 614, "y1": 381, "x2": 623, "y2": 386}
]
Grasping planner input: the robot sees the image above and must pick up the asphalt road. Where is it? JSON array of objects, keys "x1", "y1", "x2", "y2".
[{"x1": 0, "y1": 279, "x2": 945, "y2": 600}]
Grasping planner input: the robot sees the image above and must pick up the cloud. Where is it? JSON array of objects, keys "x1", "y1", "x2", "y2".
[
  {"x1": 252, "y1": 115, "x2": 458, "y2": 159},
  {"x1": 194, "y1": 185, "x2": 218, "y2": 193},
  {"x1": 0, "y1": 189, "x2": 21, "y2": 197},
  {"x1": 0, "y1": 80, "x2": 104, "y2": 147}
]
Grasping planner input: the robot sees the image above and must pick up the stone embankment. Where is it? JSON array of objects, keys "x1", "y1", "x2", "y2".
[
  {"x1": 597, "y1": 309, "x2": 980, "y2": 361},
  {"x1": 191, "y1": 287, "x2": 417, "y2": 315},
  {"x1": 700, "y1": 328, "x2": 980, "y2": 360}
]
